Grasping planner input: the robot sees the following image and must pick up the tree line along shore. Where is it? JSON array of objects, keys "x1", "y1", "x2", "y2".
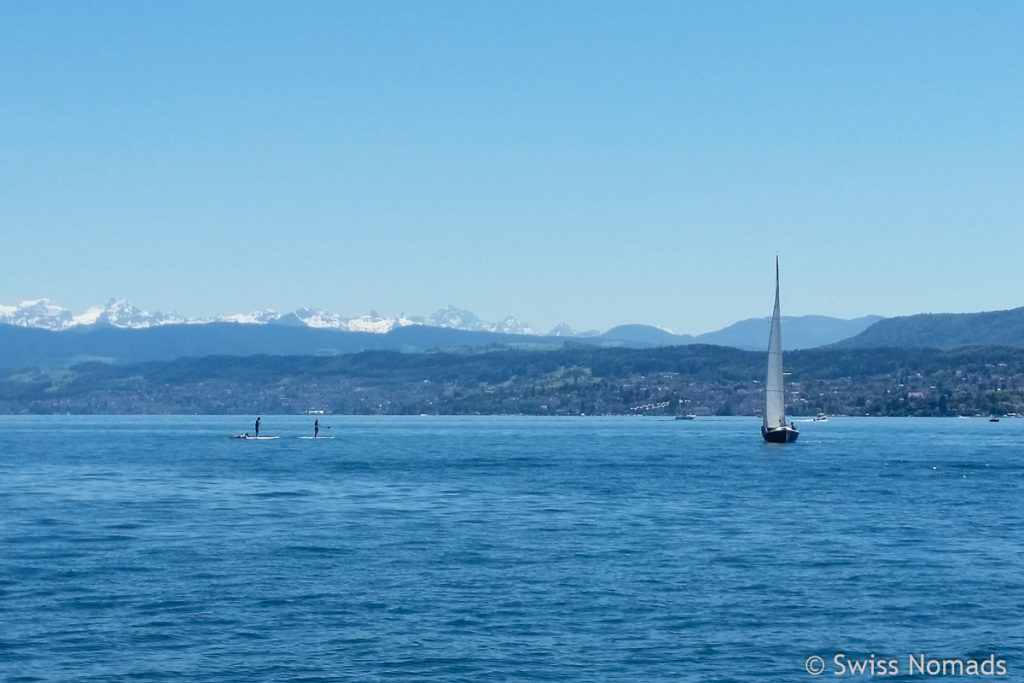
[{"x1": 3, "y1": 344, "x2": 1024, "y2": 417}]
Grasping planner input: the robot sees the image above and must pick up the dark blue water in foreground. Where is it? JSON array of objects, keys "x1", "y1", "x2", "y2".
[{"x1": 2, "y1": 416, "x2": 1022, "y2": 681}]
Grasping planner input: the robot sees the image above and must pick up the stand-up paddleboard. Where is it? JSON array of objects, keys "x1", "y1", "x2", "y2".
[
  {"x1": 299, "y1": 436, "x2": 335, "y2": 439},
  {"x1": 230, "y1": 434, "x2": 279, "y2": 440}
]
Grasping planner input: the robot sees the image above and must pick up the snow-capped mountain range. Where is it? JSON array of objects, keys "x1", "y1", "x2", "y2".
[{"x1": 0, "y1": 299, "x2": 562, "y2": 336}]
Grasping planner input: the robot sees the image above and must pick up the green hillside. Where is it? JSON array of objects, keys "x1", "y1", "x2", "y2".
[
  {"x1": 840, "y1": 307, "x2": 1024, "y2": 349},
  {"x1": 4, "y1": 344, "x2": 1024, "y2": 417}
]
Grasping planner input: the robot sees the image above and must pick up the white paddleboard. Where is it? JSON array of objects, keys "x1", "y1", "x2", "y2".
[{"x1": 230, "y1": 435, "x2": 279, "y2": 440}]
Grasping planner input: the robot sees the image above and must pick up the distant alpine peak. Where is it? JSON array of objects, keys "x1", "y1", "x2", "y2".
[
  {"x1": 0, "y1": 299, "x2": 78, "y2": 330},
  {"x1": 548, "y1": 321, "x2": 601, "y2": 338},
  {"x1": 285, "y1": 307, "x2": 417, "y2": 333},
  {"x1": 83, "y1": 298, "x2": 188, "y2": 328},
  {"x1": 426, "y1": 305, "x2": 537, "y2": 335},
  {"x1": 0, "y1": 298, "x2": 187, "y2": 330},
  {"x1": 426, "y1": 305, "x2": 483, "y2": 330},
  {"x1": 0, "y1": 299, "x2": 540, "y2": 336},
  {"x1": 219, "y1": 309, "x2": 284, "y2": 325}
]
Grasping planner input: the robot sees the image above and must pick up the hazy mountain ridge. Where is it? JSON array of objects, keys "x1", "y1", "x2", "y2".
[
  {"x1": 1, "y1": 298, "x2": 877, "y2": 347},
  {"x1": 0, "y1": 312, "x2": 878, "y2": 370},
  {"x1": 594, "y1": 315, "x2": 883, "y2": 350},
  {"x1": 7, "y1": 299, "x2": 1024, "y2": 370},
  {"x1": 696, "y1": 314, "x2": 885, "y2": 350},
  {"x1": 0, "y1": 322, "x2": 561, "y2": 369},
  {"x1": 838, "y1": 307, "x2": 1024, "y2": 350}
]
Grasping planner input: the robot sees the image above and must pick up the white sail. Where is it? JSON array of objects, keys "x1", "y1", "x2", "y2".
[{"x1": 763, "y1": 257, "x2": 787, "y2": 430}]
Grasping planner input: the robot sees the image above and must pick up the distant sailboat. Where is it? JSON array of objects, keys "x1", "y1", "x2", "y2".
[{"x1": 762, "y1": 257, "x2": 799, "y2": 443}]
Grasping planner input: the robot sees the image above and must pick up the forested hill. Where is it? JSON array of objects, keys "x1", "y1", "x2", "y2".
[
  {"x1": 839, "y1": 307, "x2": 1024, "y2": 349},
  {"x1": 4, "y1": 343, "x2": 1024, "y2": 417}
]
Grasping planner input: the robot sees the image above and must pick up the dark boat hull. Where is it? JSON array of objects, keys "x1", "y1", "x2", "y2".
[{"x1": 761, "y1": 425, "x2": 799, "y2": 443}]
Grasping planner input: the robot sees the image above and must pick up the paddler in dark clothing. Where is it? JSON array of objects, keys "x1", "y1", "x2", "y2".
[
  {"x1": 314, "y1": 419, "x2": 320, "y2": 438},
  {"x1": 255, "y1": 416, "x2": 261, "y2": 438}
]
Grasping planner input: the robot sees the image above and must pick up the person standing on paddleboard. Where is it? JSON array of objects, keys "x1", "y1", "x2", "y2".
[
  {"x1": 314, "y1": 419, "x2": 319, "y2": 438},
  {"x1": 255, "y1": 417, "x2": 261, "y2": 438}
]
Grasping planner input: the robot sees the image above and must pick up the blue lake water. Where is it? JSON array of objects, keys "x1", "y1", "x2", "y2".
[{"x1": 1, "y1": 415, "x2": 1022, "y2": 681}]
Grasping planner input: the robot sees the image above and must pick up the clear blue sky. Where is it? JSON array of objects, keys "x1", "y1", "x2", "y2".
[{"x1": 2, "y1": 1, "x2": 1022, "y2": 334}]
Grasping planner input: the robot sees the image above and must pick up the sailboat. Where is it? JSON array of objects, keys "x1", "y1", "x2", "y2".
[{"x1": 761, "y1": 257, "x2": 799, "y2": 443}]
